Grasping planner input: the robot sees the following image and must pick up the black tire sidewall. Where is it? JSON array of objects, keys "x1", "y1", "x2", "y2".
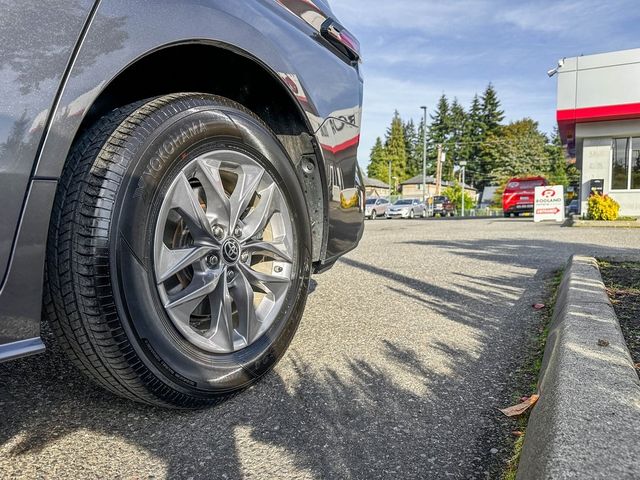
[{"x1": 110, "y1": 98, "x2": 311, "y2": 397}]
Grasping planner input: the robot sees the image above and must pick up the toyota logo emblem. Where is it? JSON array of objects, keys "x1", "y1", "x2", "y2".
[{"x1": 222, "y1": 238, "x2": 240, "y2": 264}]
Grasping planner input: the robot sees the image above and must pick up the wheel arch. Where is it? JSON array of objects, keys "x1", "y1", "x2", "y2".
[{"x1": 62, "y1": 41, "x2": 328, "y2": 262}]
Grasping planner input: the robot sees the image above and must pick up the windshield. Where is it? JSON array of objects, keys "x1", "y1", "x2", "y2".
[
  {"x1": 433, "y1": 196, "x2": 445, "y2": 202},
  {"x1": 365, "y1": 198, "x2": 377, "y2": 205},
  {"x1": 394, "y1": 199, "x2": 413, "y2": 205}
]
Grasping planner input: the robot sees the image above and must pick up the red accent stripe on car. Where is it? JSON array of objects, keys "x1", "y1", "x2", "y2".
[
  {"x1": 557, "y1": 102, "x2": 640, "y2": 123},
  {"x1": 320, "y1": 135, "x2": 360, "y2": 154}
]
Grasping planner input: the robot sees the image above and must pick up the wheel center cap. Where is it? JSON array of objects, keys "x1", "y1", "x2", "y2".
[{"x1": 221, "y1": 238, "x2": 241, "y2": 264}]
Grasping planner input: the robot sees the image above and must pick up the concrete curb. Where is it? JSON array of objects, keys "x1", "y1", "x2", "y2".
[
  {"x1": 517, "y1": 255, "x2": 640, "y2": 480},
  {"x1": 565, "y1": 218, "x2": 640, "y2": 228}
]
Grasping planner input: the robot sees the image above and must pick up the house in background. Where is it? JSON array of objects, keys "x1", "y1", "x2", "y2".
[
  {"x1": 363, "y1": 176, "x2": 391, "y2": 198},
  {"x1": 400, "y1": 175, "x2": 477, "y2": 200},
  {"x1": 556, "y1": 48, "x2": 640, "y2": 216}
]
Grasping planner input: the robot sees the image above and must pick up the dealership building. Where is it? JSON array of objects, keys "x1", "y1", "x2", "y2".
[{"x1": 556, "y1": 48, "x2": 640, "y2": 216}]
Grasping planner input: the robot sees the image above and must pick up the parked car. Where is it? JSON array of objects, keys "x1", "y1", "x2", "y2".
[
  {"x1": 0, "y1": 0, "x2": 364, "y2": 408},
  {"x1": 386, "y1": 198, "x2": 427, "y2": 219},
  {"x1": 566, "y1": 199, "x2": 580, "y2": 216},
  {"x1": 503, "y1": 176, "x2": 548, "y2": 217},
  {"x1": 365, "y1": 197, "x2": 390, "y2": 219},
  {"x1": 430, "y1": 195, "x2": 456, "y2": 217}
]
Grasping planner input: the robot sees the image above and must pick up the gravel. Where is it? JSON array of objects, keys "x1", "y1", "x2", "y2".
[{"x1": 1, "y1": 217, "x2": 638, "y2": 479}]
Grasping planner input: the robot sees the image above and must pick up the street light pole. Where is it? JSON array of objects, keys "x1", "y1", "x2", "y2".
[
  {"x1": 388, "y1": 159, "x2": 392, "y2": 198},
  {"x1": 420, "y1": 106, "x2": 427, "y2": 202},
  {"x1": 459, "y1": 161, "x2": 467, "y2": 217}
]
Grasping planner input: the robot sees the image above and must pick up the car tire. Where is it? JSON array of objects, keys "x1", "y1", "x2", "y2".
[
  {"x1": 371, "y1": 210, "x2": 377, "y2": 220},
  {"x1": 409, "y1": 210, "x2": 415, "y2": 219},
  {"x1": 422, "y1": 209, "x2": 426, "y2": 218},
  {"x1": 44, "y1": 93, "x2": 312, "y2": 408}
]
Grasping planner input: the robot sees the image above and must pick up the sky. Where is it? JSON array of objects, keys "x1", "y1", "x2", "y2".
[{"x1": 330, "y1": 0, "x2": 640, "y2": 169}]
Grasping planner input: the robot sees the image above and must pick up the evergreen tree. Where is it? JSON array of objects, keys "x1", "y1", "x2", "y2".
[
  {"x1": 477, "y1": 84, "x2": 505, "y2": 188},
  {"x1": 481, "y1": 83, "x2": 504, "y2": 132},
  {"x1": 403, "y1": 119, "x2": 420, "y2": 177},
  {"x1": 427, "y1": 95, "x2": 450, "y2": 168},
  {"x1": 446, "y1": 99, "x2": 467, "y2": 181},
  {"x1": 367, "y1": 136, "x2": 388, "y2": 182},
  {"x1": 462, "y1": 94, "x2": 485, "y2": 186},
  {"x1": 385, "y1": 111, "x2": 408, "y2": 185}
]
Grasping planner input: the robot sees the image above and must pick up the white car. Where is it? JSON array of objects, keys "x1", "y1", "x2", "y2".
[
  {"x1": 365, "y1": 197, "x2": 390, "y2": 219},
  {"x1": 386, "y1": 198, "x2": 427, "y2": 219}
]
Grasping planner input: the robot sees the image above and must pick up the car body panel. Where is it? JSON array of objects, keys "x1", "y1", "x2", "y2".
[
  {"x1": 0, "y1": 0, "x2": 94, "y2": 287},
  {"x1": 0, "y1": 0, "x2": 364, "y2": 357}
]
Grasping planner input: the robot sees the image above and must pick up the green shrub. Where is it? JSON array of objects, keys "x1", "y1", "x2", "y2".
[{"x1": 587, "y1": 193, "x2": 620, "y2": 221}]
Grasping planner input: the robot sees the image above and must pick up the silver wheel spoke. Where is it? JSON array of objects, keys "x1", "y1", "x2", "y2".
[
  {"x1": 165, "y1": 271, "x2": 221, "y2": 324},
  {"x1": 241, "y1": 184, "x2": 277, "y2": 240},
  {"x1": 167, "y1": 173, "x2": 214, "y2": 242},
  {"x1": 229, "y1": 165, "x2": 264, "y2": 231},
  {"x1": 156, "y1": 244, "x2": 213, "y2": 283},
  {"x1": 207, "y1": 276, "x2": 235, "y2": 351},
  {"x1": 244, "y1": 241, "x2": 292, "y2": 263},
  {"x1": 196, "y1": 158, "x2": 231, "y2": 226},
  {"x1": 238, "y1": 263, "x2": 290, "y2": 296},
  {"x1": 230, "y1": 271, "x2": 258, "y2": 346}
]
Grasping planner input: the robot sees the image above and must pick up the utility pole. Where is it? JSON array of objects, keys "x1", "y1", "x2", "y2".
[
  {"x1": 460, "y1": 161, "x2": 467, "y2": 217},
  {"x1": 420, "y1": 106, "x2": 427, "y2": 202},
  {"x1": 435, "y1": 144, "x2": 443, "y2": 195},
  {"x1": 388, "y1": 159, "x2": 392, "y2": 198}
]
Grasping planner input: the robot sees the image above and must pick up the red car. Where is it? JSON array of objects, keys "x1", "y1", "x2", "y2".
[{"x1": 502, "y1": 177, "x2": 547, "y2": 217}]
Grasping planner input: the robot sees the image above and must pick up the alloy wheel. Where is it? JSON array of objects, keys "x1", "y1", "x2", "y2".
[{"x1": 153, "y1": 150, "x2": 294, "y2": 353}]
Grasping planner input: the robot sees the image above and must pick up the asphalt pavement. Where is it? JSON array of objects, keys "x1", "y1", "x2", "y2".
[{"x1": 1, "y1": 218, "x2": 639, "y2": 479}]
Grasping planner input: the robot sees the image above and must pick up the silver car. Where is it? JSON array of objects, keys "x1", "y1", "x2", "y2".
[
  {"x1": 386, "y1": 198, "x2": 427, "y2": 219},
  {"x1": 365, "y1": 197, "x2": 390, "y2": 219}
]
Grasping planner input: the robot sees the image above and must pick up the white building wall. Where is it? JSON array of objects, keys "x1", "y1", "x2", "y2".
[{"x1": 577, "y1": 120, "x2": 640, "y2": 216}]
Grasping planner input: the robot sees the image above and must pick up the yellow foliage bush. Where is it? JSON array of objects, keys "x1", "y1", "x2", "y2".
[{"x1": 587, "y1": 193, "x2": 620, "y2": 221}]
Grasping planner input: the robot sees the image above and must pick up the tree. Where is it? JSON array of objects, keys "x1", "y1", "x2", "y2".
[
  {"x1": 480, "y1": 83, "x2": 504, "y2": 133},
  {"x1": 385, "y1": 111, "x2": 408, "y2": 184},
  {"x1": 427, "y1": 95, "x2": 451, "y2": 171},
  {"x1": 446, "y1": 99, "x2": 467, "y2": 181},
  {"x1": 486, "y1": 118, "x2": 551, "y2": 184},
  {"x1": 462, "y1": 94, "x2": 485, "y2": 186},
  {"x1": 367, "y1": 137, "x2": 388, "y2": 181},
  {"x1": 442, "y1": 182, "x2": 475, "y2": 211},
  {"x1": 546, "y1": 129, "x2": 569, "y2": 187},
  {"x1": 403, "y1": 119, "x2": 421, "y2": 177}
]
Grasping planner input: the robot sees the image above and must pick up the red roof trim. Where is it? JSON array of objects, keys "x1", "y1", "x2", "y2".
[{"x1": 557, "y1": 102, "x2": 640, "y2": 123}]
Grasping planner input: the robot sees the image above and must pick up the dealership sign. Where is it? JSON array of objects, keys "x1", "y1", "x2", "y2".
[{"x1": 534, "y1": 185, "x2": 565, "y2": 222}]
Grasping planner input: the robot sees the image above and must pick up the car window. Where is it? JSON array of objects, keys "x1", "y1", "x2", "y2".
[
  {"x1": 394, "y1": 199, "x2": 412, "y2": 205},
  {"x1": 365, "y1": 198, "x2": 376, "y2": 205}
]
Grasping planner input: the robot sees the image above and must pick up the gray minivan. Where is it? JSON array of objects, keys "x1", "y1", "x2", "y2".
[{"x1": 0, "y1": 0, "x2": 364, "y2": 408}]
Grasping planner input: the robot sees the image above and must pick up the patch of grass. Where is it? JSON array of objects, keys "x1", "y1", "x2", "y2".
[{"x1": 501, "y1": 270, "x2": 562, "y2": 480}]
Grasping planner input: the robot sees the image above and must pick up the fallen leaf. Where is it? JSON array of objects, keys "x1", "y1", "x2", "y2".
[
  {"x1": 532, "y1": 303, "x2": 545, "y2": 310},
  {"x1": 499, "y1": 394, "x2": 540, "y2": 417},
  {"x1": 511, "y1": 430, "x2": 524, "y2": 437},
  {"x1": 634, "y1": 363, "x2": 640, "y2": 370},
  {"x1": 597, "y1": 339, "x2": 610, "y2": 347}
]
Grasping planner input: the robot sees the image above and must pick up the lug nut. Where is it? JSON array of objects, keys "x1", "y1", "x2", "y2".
[
  {"x1": 206, "y1": 254, "x2": 219, "y2": 268},
  {"x1": 274, "y1": 266, "x2": 283, "y2": 273},
  {"x1": 234, "y1": 226, "x2": 242, "y2": 238},
  {"x1": 227, "y1": 269, "x2": 235, "y2": 281},
  {"x1": 213, "y1": 225, "x2": 224, "y2": 238},
  {"x1": 241, "y1": 251, "x2": 249, "y2": 263}
]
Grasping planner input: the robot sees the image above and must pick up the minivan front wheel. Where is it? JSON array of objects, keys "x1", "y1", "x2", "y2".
[{"x1": 45, "y1": 93, "x2": 312, "y2": 408}]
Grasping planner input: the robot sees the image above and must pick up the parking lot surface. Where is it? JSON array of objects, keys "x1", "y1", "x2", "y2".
[{"x1": 1, "y1": 218, "x2": 639, "y2": 479}]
